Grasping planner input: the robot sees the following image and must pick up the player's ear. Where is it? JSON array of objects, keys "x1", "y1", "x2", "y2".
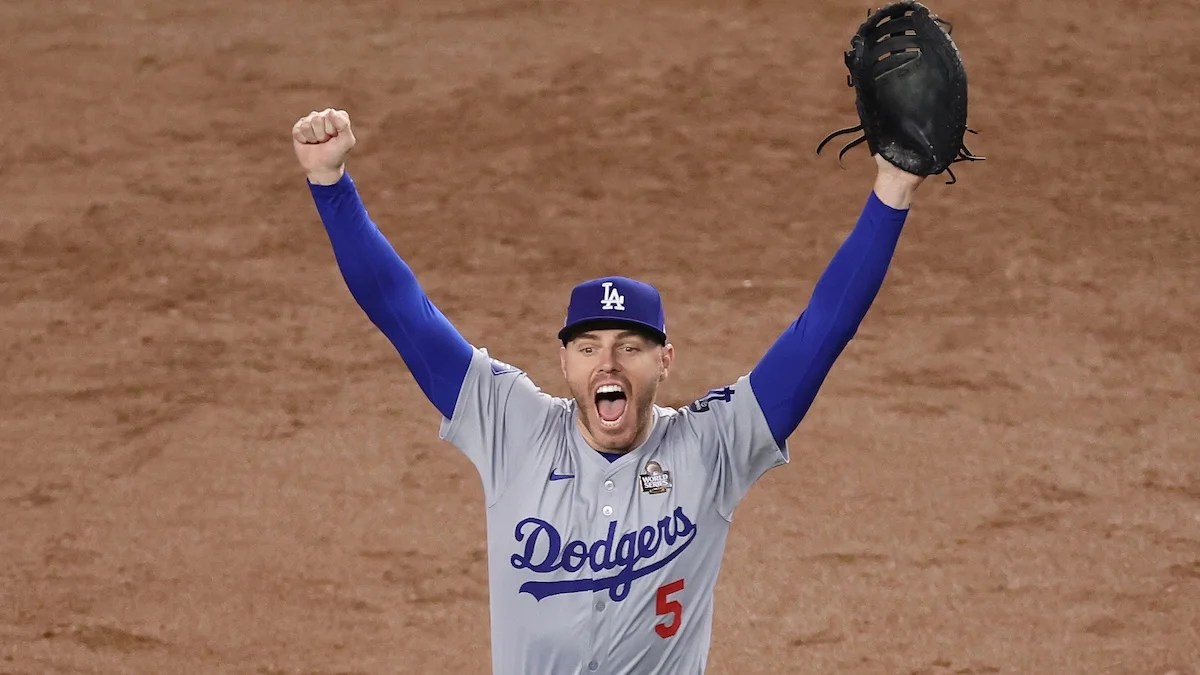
[
  {"x1": 658, "y1": 343, "x2": 675, "y2": 382},
  {"x1": 559, "y1": 344, "x2": 569, "y2": 379}
]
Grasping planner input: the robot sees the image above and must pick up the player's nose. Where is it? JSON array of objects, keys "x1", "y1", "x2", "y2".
[{"x1": 596, "y1": 346, "x2": 620, "y2": 372}]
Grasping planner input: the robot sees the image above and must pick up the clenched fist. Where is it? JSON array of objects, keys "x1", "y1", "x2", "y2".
[{"x1": 292, "y1": 108, "x2": 356, "y2": 186}]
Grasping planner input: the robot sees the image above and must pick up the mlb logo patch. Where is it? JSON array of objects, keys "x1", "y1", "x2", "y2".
[{"x1": 639, "y1": 460, "x2": 671, "y2": 495}]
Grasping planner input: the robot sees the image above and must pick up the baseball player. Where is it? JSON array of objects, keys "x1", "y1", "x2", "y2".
[{"x1": 292, "y1": 107, "x2": 923, "y2": 674}]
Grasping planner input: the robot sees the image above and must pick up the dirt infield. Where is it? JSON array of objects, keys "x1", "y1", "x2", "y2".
[{"x1": 2, "y1": 0, "x2": 1197, "y2": 673}]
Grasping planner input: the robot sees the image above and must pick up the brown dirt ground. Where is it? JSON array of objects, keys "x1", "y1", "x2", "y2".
[{"x1": 2, "y1": 0, "x2": 1197, "y2": 673}]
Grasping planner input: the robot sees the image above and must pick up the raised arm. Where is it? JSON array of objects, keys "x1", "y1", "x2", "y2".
[
  {"x1": 749, "y1": 157, "x2": 923, "y2": 446},
  {"x1": 293, "y1": 108, "x2": 472, "y2": 419}
]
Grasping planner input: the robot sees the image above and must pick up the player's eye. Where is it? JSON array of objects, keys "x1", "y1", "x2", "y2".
[{"x1": 580, "y1": 346, "x2": 594, "y2": 355}]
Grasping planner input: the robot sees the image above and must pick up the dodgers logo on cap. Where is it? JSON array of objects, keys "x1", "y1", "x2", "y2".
[{"x1": 600, "y1": 282, "x2": 625, "y2": 311}]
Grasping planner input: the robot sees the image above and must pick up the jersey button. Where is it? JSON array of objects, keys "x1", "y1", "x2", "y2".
[
  {"x1": 601, "y1": 505, "x2": 613, "y2": 517},
  {"x1": 604, "y1": 479, "x2": 614, "y2": 491},
  {"x1": 595, "y1": 600, "x2": 606, "y2": 612},
  {"x1": 587, "y1": 660, "x2": 598, "y2": 672}
]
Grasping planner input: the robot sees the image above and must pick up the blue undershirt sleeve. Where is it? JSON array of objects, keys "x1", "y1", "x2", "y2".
[
  {"x1": 749, "y1": 191, "x2": 909, "y2": 446},
  {"x1": 307, "y1": 172, "x2": 473, "y2": 420}
]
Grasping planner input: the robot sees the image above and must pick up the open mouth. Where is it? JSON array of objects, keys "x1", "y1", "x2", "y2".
[{"x1": 594, "y1": 384, "x2": 628, "y2": 428}]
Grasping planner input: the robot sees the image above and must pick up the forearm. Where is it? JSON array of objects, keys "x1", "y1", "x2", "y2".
[
  {"x1": 309, "y1": 172, "x2": 472, "y2": 418},
  {"x1": 749, "y1": 191, "x2": 908, "y2": 445}
]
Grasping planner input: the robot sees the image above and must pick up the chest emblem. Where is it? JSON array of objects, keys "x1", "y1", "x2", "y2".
[{"x1": 639, "y1": 460, "x2": 672, "y2": 495}]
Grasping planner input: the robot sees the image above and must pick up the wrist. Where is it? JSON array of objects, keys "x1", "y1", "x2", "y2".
[
  {"x1": 306, "y1": 166, "x2": 345, "y2": 186},
  {"x1": 872, "y1": 162, "x2": 923, "y2": 209}
]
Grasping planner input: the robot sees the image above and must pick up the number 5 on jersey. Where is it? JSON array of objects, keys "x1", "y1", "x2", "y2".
[{"x1": 654, "y1": 579, "x2": 685, "y2": 638}]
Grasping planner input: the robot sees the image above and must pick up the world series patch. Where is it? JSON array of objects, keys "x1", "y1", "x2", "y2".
[{"x1": 639, "y1": 460, "x2": 672, "y2": 494}]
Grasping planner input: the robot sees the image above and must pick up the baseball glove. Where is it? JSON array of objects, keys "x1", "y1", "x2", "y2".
[{"x1": 816, "y1": 1, "x2": 985, "y2": 183}]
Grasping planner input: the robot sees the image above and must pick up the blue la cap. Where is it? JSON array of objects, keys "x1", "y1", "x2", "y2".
[{"x1": 557, "y1": 276, "x2": 667, "y2": 344}]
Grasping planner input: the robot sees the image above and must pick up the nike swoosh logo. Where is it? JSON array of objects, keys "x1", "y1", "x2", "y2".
[{"x1": 548, "y1": 470, "x2": 575, "y2": 482}]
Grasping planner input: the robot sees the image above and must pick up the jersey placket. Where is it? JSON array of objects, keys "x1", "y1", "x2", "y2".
[{"x1": 585, "y1": 462, "x2": 627, "y2": 674}]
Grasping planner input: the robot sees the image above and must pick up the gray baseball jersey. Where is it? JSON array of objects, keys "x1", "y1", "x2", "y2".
[{"x1": 439, "y1": 347, "x2": 789, "y2": 674}]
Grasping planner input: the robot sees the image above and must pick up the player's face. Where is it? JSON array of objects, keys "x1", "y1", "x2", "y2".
[{"x1": 560, "y1": 329, "x2": 674, "y2": 453}]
